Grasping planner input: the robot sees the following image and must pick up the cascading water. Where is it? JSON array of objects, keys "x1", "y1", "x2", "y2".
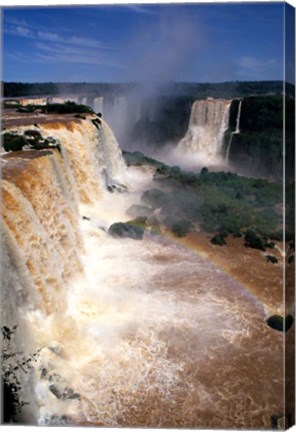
[
  {"x1": 0, "y1": 115, "x2": 129, "y2": 423},
  {"x1": 176, "y1": 98, "x2": 232, "y2": 164},
  {"x1": 225, "y1": 99, "x2": 242, "y2": 162},
  {"x1": 1, "y1": 114, "x2": 284, "y2": 428},
  {"x1": 93, "y1": 96, "x2": 104, "y2": 114},
  {"x1": 95, "y1": 118, "x2": 127, "y2": 188},
  {"x1": 1, "y1": 151, "x2": 84, "y2": 315}
]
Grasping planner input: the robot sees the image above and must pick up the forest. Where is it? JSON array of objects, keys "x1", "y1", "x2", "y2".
[
  {"x1": 2, "y1": 80, "x2": 294, "y2": 99},
  {"x1": 123, "y1": 150, "x2": 294, "y2": 249}
]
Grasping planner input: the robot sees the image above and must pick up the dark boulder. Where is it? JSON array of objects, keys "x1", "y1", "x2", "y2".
[
  {"x1": 266, "y1": 314, "x2": 294, "y2": 332},
  {"x1": 40, "y1": 415, "x2": 69, "y2": 426},
  {"x1": 288, "y1": 255, "x2": 294, "y2": 264},
  {"x1": 126, "y1": 204, "x2": 153, "y2": 218},
  {"x1": 107, "y1": 182, "x2": 128, "y2": 193},
  {"x1": 244, "y1": 229, "x2": 266, "y2": 251},
  {"x1": 49, "y1": 384, "x2": 80, "y2": 401},
  {"x1": 265, "y1": 255, "x2": 278, "y2": 264},
  {"x1": 108, "y1": 221, "x2": 145, "y2": 240},
  {"x1": 210, "y1": 234, "x2": 227, "y2": 246},
  {"x1": 270, "y1": 413, "x2": 293, "y2": 429}
]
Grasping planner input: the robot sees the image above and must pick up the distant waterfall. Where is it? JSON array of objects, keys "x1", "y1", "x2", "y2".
[
  {"x1": 1, "y1": 102, "x2": 284, "y2": 428},
  {"x1": 96, "y1": 118, "x2": 127, "y2": 186},
  {"x1": 225, "y1": 100, "x2": 242, "y2": 162},
  {"x1": 177, "y1": 98, "x2": 232, "y2": 163},
  {"x1": 102, "y1": 96, "x2": 128, "y2": 141},
  {"x1": 81, "y1": 96, "x2": 88, "y2": 106},
  {"x1": 94, "y1": 96, "x2": 104, "y2": 114}
]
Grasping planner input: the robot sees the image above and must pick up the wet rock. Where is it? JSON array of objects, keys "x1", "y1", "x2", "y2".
[
  {"x1": 210, "y1": 234, "x2": 226, "y2": 246},
  {"x1": 244, "y1": 229, "x2": 266, "y2": 251},
  {"x1": 288, "y1": 255, "x2": 294, "y2": 264},
  {"x1": 49, "y1": 384, "x2": 80, "y2": 401},
  {"x1": 40, "y1": 367, "x2": 50, "y2": 380},
  {"x1": 107, "y1": 183, "x2": 128, "y2": 193},
  {"x1": 48, "y1": 342, "x2": 63, "y2": 356},
  {"x1": 107, "y1": 184, "x2": 115, "y2": 193},
  {"x1": 271, "y1": 413, "x2": 292, "y2": 429},
  {"x1": 147, "y1": 215, "x2": 160, "y2": 229},
  {"x1": 39, "y1": 414, "x2": 69, "y2": 426},
  {"x1": 271, "y1": 414, "x2": 282, "y2": 429},
  {"x1": 126, "y1": 204, "x2": 153, "y2": 218},
  {"x1": 108, "y1": 221, "x2": 145, "y2": 240},
  {"x1": 266, "y1": 314, "x2": 294, "y2": 332},
  {"x1": 265, "y1": 255, "x2": 278, "y2": 264},
  {"x1": 46, "y1": 136, "x2": 57, "y2": 144}
]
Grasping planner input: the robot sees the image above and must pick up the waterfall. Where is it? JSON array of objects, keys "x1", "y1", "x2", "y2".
[
  {"x1": 95, "y1": 118, "x2": 127, "y2": 189},
  {"x1": 93, "y1": 96, "x2": 104, "y2": 114},
  {"x1": 1, "y1": 109, "x2": 284, "y2": 427},
  {"x1": 1, "y1": 115, "x2": 130, "y2": 422},
  {"x1": 102, "y1": 96, "x2": 129, "y2": 143},
  {"x1": 1, "y1": 116, "x2": 126, "y2": 316},
  {"x1": 1, "y1": 152, "x2": 84, "y2": 315},
  {"x1": 177, "y1": 98, "x2": 232, "y2": 163},
  {"x1": 225, "y1": 99, "x2": 242, "y2": 162},
  {"x1": 39, "y1": 119, "x2": 126, "y2": 201}
]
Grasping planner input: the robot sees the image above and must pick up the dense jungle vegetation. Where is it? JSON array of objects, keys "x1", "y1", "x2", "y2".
[
  {"x1": 3, "y1": 82, "x2": 294, "y2": 180},
  {"x1": 3, "y1": 80, "x2": 293, "y2": 99},
  {"x1": 123, "y1": 150, "x2": 294, "y2": 249},
  {"x1": 226, "y1": 96, "x2": 295, "y2": 179}
]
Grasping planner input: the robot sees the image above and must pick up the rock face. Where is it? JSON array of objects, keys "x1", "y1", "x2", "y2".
[
  {"x1": 266, "y1": 314, "x2": 294, "y2": 332},
  {"x1": 108, "y1": 221, "x2": 145, "y2": 240},
  {"x1": 126, "y1": 204, "x2": 153, "y2": 218},
  {"x1": 49, "y1": 384, "x2": 80, "y2": 401},
  {"x1": 228, "y1": 96, "x2": 295, "y2": 180}
]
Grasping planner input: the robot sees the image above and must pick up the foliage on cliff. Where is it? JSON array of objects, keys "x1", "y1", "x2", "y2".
[
  {"x1": 3, "y1": 80, "x2": 291, "y2": 99},
  {"x1": 227, "y1": 96, "x2": 295, "y2": 180},
  {"x1": 124, "y1": 150, "x2": 288, "y2": 244},
  {"x1": 1, "y1": 326, "x2": 39, "y2": 423},
  {"x1": 2, "y1": 131, "x2": 61, "y2": 153},
  {"x1": 43, "y1": 101, "x2": 94, "y2": 114},
  {"x1": 14, "y1": 100, "x2": 94, "y2": 115},
  {"x1": 109, "y1": 218, "x2": 146, "y2": 240}
]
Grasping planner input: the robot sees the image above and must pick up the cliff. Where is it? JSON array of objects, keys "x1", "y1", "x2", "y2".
[
  {"x1": 226, "y1": 96, "x2": 295, "y2": 180},
  {"x1": 1, "y1": 112, "x2": 127, "y2": 319}
]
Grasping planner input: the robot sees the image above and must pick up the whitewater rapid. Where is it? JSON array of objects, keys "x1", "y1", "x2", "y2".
[
  {"x1": 29, "y1": 165, "x2": 282, "y2": 428},
  {"x1": 1, "y1": 115, "x2": 283, "y2": 428}
]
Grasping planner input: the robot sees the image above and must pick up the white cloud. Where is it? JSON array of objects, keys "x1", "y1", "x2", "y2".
[
  {"x1": 37, "y1": 30, "x2": 59, "y2": 41},
  {"x1": 32, "y1": 41, "x2": 123, "y2": 68},
  {"x1": 237, "y1": 56, "x2": 279, "y2": 79},
  {"x1": 123, "y1": 5, "x2": 158, "y2": 15},
  {"x1": 5, "y1": 24, "x2": 34, "y2": 38},
  {"x1": 4, "y1": 21, "x2": 121, "y2": 72},
  {"x1": 4, "y1": 17, "x2": 29, "y2": 27},
  {"x1": 5, "y1": 23, "x2": 108, "y2": 49},
  {"x1": 239, "y1": 56, "x2": 277, "y2": 69}
]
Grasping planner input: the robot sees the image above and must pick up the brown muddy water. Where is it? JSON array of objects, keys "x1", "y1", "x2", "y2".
[{"x1": 38, "y1": 230, "x2": 283, "y2": 429}]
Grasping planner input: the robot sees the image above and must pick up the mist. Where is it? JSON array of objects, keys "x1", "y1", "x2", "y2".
[
  {"x1": 103, "y1": 8, "x2": 204, "y2": 154},
  {"x1": 122, "y1": 9, "x2": 202, "y2": 84}
]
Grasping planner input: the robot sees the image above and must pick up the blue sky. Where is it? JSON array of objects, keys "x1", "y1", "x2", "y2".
[{"x1": 2, "y1": 2, "x2": 291, "y2": 83}]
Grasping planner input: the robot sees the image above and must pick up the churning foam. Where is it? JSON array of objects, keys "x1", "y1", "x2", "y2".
[{"x1": 1, "y1": 117, "x2": 284, "y2": 428}]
